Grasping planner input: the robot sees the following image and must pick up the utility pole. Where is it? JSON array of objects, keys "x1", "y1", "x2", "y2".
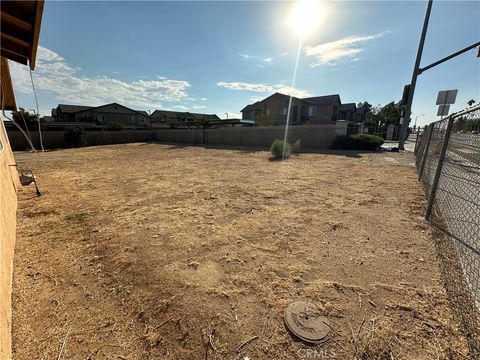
[
  {"x1": 398, "y1": 0, "x2": 480, "y2": 150},
  {"x1": 398, "y1": 0, "x2": 433, "y2": 150},
  {"x1": 414, "y1": 114, "x2": 424, "y2": 129}
]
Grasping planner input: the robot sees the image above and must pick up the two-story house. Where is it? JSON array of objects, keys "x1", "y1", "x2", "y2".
[{"x1": 241, "y1": 92, "x2": 356, "y2": 125}]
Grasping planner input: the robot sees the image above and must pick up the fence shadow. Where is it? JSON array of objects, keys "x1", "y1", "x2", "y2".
[
  {"x1": 432, "y1": 225, "x2": 480, "y2": 356},
  {"x1": 415, "y1": 104, "x2": 480, "y2": 358},
  {"x1": 150, "y1": 140, "x2": 366, "y2": 158}
]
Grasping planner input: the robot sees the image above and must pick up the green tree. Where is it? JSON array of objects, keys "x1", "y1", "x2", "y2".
[
  {"x1": 167, "y1": 119, "x2": 179, "y2": 128},
  {"x1": 196, "y1": 118, "x2": 210, "y2": 128},
  {"x1": 12, "y1": 108, "x2": 39, "y2": 130},
  {"x1": 357, "y1": 101, "x2": 374, "y2": 120},
  {"x1": 107, "y1": 121, "x2": 123, "y2": 131},
  {"x1": 255, "y1": 113, "x2": 274, "y2": 126},
  {"x1": 374, "y1": 102, "x2": 402, "y2": 126}
]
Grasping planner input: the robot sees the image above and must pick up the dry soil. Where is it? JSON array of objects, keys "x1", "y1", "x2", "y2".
[{"x1": 12, "y1": 143, "x2": 468, "y2": 359}]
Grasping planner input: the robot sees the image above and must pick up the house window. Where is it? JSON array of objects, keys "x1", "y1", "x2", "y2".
[
  {"x1": 281, "y1": 107, "x2": 287, "y2": 115},
  {"x1": 128, "y1": 115, "x2": 136, "y2": 124},
  {"x1": 96, "y1": 114, "x2": 105, "y2": 122},
  {"x1": 308, "y1": 106, "x2": 315, "y2": 116},
  {"x1": 266, "y1": 109, "x2": 271, "y2": 116}
]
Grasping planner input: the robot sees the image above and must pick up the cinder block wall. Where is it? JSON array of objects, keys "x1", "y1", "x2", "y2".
[
  {"x1": 0, "y1": 121, "x2": 18, "y2": 360},
  {"x1": 156, "y1": 125, "x2": 337, "y2": 148},
  {"x1": 7, "y1": 130, "x2": 157, "y2": 151}
]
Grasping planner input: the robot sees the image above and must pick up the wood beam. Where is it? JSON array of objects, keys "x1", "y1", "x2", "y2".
[
  {"x1": 0, "y1": 1, "x2": 35, "y2": 24},
  {"x1": 30, "y1": 0, "x2": 45, "y2": 69},
  {"x1": 0, "y1": 36, "x2": 30, "y2": 59}
]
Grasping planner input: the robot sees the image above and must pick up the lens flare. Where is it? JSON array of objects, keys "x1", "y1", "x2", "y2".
[{"x1": 288, "y1": 0, "x2": 323, "y2": 37}]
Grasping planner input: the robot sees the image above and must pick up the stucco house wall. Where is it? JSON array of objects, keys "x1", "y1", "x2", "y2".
[
  {"x1": 308, "y1": 104, "x2": 338, "y2": 124},
  {"x1": 243, "y1": 93, "x2": 307, "y2": 125},
  {"x1": 0, "y1": 119, "x2": 18, "y2": 360},
  {"x1": 241, "y1": 93, "x2": 342, "y2": 125}
]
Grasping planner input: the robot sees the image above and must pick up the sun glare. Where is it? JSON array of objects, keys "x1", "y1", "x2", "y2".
[{"x1": 288, "y1": 0, "x2": 323, "y2": 37}]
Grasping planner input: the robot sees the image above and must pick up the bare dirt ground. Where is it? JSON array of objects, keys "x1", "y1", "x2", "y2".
[{"x1": 12, "y1": 143, "x2": 468, "y2": 359}]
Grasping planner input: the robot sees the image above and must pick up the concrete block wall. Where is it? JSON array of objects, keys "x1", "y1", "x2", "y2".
[
  {"x1": 156, "y1": 125, "x2": 337, "y2": 149},
  {"x1": 7, "y1": 130, "x2": 157, "y2": 151}
]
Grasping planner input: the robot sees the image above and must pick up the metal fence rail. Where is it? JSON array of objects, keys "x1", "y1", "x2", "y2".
[{"x1": 415, "y1": 104, "x2": 480, "y2": 356}]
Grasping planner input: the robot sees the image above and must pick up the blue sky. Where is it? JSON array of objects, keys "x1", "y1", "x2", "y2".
[{"x1": 9, "y1": 0, "x2": 480, "y2": 126}]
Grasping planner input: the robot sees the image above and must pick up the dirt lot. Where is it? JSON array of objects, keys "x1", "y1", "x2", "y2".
[{"x1": 12, "y1": 143, "x2": 468, "y2": 359}]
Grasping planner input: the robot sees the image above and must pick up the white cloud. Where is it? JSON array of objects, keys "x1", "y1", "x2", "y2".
[
  {"x1": 273, "y1": 86, "x2": 311, "y2": 98},
  {"x1": 172, "y1": 105, "x2": 189, "y2": 110},
  {"x1": 37, "y1": 46, "x2": 65, "y2": 62},
  {"x1": 217, "y1": 81, "x2": 274, "y2": 92},
  {"x1": 239, "y1": 53, "x2": 254, "y2": 60},
  {"x1": 239, "y1": 53, "x2": 274, "y2": 67},
  {"x1": 172, "y1": 104, "x2": 206, "y2": 111},
  {"x1": 9, "y1": 46, "x2": 192, "y2": 111},
  {"x1": 304, "y1": 32, "x2": 389, "y2": 66},
  {"x1": 217, "y1": 81, "x2": 311, "y2": 98}
]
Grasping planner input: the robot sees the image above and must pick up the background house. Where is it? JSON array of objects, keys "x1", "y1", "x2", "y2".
[
  {"x1": 241, "y1": 93, "x2": 308, "y2": 125},
  {"x1": 150, "y1": 110, "x2": 220, "y2": 128},
  {"x1": 51, "y1": 103, "x2": 150, "y2": 129},
  {"x1": 303, "y1": 94, "x2": 342, "y2": 123},
  {"x1": 339, "y1": 103, "x2": 357, "y2": 122},
  {"x1": 241, "y1": 92, "x2": 355, "y2": 125}
]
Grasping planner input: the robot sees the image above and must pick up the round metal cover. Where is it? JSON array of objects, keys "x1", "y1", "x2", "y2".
[{"x1": 284, "y1": 300, "x2": 331, "y2": 344}]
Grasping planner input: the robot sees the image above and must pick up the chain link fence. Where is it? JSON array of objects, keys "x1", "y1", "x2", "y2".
[{"x1": 415, "y1": 104, "x2": 480, "y2": 356}]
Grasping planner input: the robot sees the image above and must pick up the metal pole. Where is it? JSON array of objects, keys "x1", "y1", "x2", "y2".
[
  {"x1": 414, "y1": 128, "x2": 421, "y2": 155},
  {"x1": 399, "y1": 0, "x2": 433, "y2": 150},
  {"x1": 425, "y1": 116, "x2": 454, "y2": 219},
  {"x1": 418, "y1": 123, "x2": 434, "y2": 180},
  {"x1": 420, "y1": 41, "x2": 480, "y2": 73}
]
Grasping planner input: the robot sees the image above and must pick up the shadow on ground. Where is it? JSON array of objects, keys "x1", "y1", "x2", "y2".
[{"x1": 144, "y1": 140, "x2": 366, "y2": 158}]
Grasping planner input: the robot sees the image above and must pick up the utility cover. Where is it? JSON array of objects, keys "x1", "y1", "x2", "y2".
[{"x1": 284, "y1": 300, "x2": 331, "y2": 344}]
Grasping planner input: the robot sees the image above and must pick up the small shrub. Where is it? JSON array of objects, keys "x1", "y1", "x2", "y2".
[
  {"x1": 291, "y1": 139, "x2": 301, "y2": 154},
  {"x1": 352, "y1": 134, "x2": 384, "y2": 149},
  {"x1": 331, "y1": 134, "x2": 384, "y2": 150},
  {"x1": 107, "y1": 121, "x2": 123, "y2": 131},
  {"x1": 270, "y1": 139, "x2": 291, "y2": 159},
  {"x1": 64, "y1": 127, "x2": 87, "y2": 148}
]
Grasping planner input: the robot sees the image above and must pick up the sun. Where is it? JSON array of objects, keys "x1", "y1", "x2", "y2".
[{"x1": 288, "y1": 0, "x2": 323, "y2": 37}]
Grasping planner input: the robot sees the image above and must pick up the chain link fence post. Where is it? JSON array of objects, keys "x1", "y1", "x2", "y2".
[
  {"x1": 425, "y1": 116, "x2": 454, "y2": 220},
  {"x1": 413, "y1": 128, "x2": 421, "y2": 155},
  {"x1": 418, "y1": 123, "x2": 434, "y2": 181}
]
